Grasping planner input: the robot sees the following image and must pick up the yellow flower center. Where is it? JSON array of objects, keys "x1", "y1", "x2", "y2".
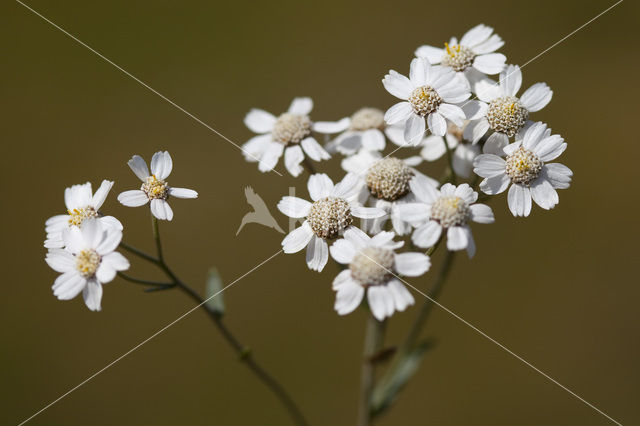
[
  {"x1": 76, "y1": 249, "x2": 101, "y2": 278},
  {"x1": 67, "y1": 206, "x2": 98, "y2": 227},
  {"x1": 141, "y1": 175, "x2": 169, "y2": 200}
]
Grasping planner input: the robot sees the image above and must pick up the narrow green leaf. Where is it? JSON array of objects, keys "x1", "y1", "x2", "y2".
[
  {"x1": 205, "y1": 267, "x2": 225, "y2": 317},
  {"x1": 371, "y1": 339, "x2": 436, "y2": 415}
]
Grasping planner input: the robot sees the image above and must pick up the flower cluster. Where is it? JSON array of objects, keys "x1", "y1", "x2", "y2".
[
  {"x1": 44, "y1": 151, "x2": 197, "y2": 311},
  {"x1": 241, "y1": 24, "x2": 572, "y2": 320}
]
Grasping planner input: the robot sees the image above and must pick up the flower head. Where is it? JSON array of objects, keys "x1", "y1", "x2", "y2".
[
  {"x1": 473, "y1": 122, "x2": 572, "y2": 217},
  {"x1": 382, "y1": 58, "x2": 471, "y2": 144},
  {"x1": 45, "y1": 218, "x2": 129, "y2": 311},
  {"x1": 45, "y1": 180, "x2": 122, "y2": 249},
  {"x1": 415, "y1": 24, "x2": 506, "y2": 83},
  {"x1": 317, "y1": 108, "x2": 394, "y2": 155},
  {"x1": 277, "y1": 173, "x2": 385, "y2": 272},
  {"x1": 242, "y1": 97, "x2": 331, "y2": 176},
  {"x1": 464, "y1": 65, "x2": 553, "y2": 154},
  {"x1": 397, "y1": 178, "x2": 494, "y2": 257},
  {"x1": 330, "y1": 228, "x2": 430, "y2": 320},
  {"x1": 117, "y1": 151, "x2": 198, "y2": 221}
]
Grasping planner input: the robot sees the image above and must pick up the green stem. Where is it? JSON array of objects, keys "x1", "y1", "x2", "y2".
[
  {"x1": 116, "y1": 272, "x2": 173, "y2": 288},
  {"x1": 119, "y1": 219, "x2": 308, "y2": 426},
  {"x1": 443, "y1": 137, "x2": 457, "y2": 185},
  {"x1": 357, "y1": 312, "x2": 386, "y2": 426}
]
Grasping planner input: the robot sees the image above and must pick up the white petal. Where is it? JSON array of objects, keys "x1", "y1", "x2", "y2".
[
  {"x1": 437, "y1": 103, "x2": 465, "y2": 127},
  {"x1": 277, "y1": 196, "x2": 311, "y2": 218},
  {"x1": 469, "y1": 203, "x2": 495, "y2": 223},
  {"x1": 472, "y1": 34, "x2": 504, "y2": 54},
  {"x1": 483, "y1": 132, "x2": 509, "y2": 155},
  {"x1": 382, "y1": 71, "x2": 413, "y2": 100},
  {"x1": 344, "y1": 227, "x2": 371, "y2": 249},
  {"x1": 410, "y1": 57, "x2": 428, "y2": 86},
  {"x1": 535, "y1": 136, "x2": 566, "y2": 162},
  {"x1": 412, "y1": 221, "x2": 442, "y2": 248},
  {"x1": 82, "y1": 280, "x2": 103, "y2": 311},
  {"x1": 473, "y1": 53, "x2": 506, "y2": 75},
  {"x1": 330, "y1": 238, "x2": 356, "y2": 264},
  {"x1": 150, "y1": 199, "x2": 174, "y2": 221},
  {"x1": 437, "y1": 81, "x2": 471, "y2": 104},
  {"x1": 461, "y1": 100, "x2": 488, "y2": 121},
  {"x1": 404, "y1": 114, "x2": 426, "y2": 145},
  {"x1": 91, "y1": 180, "x2": 113, "y2": 210},
  {"x1": 419, "y1": 135, "x2": 446, "y2": 161},
  {"x1": 500, "y1": 65, "x2": 522, "y2": 97},
  {"x1": 522, "y1": 121, "x2": 548, "y2": 151},
  {"x1": 288, "y1": 97, "x2": 313, "y2": 115},
  {"x1": 102, "y1": 252, "x2": 130, "y2": 272},
  {"x1": 415, "y1": 45, "x2": 444, "y2": 63},
  {"x1": 473, "y1": 154, "x2": 506, "y2": 178},
  {"x1": 474, "y1": 78, "x2": 502, "y2": 103},
  {"x1": 454, "y1": 183, "x2": 477, "y2": 204},
  {"x1": 464, "y1": 227, "x2": 476, "y2": 259},
  {"x1": 367, "y1": 286, "x2": 390, "y2": 321},
  {"x1": 244, "y1": 108, "x2": 276, "y2": 133},
  {"x1": 409, "y1": 174, "x2": 439, "y2": 204},
  {"x1": 453, "y1": 143, "x2": 480, "y2": 178},
  {"x1": 150, "y1": 151, "x2": 173, "y2": 180},
  {"x1": 387, "y1": 279, "x2": 415, "y2": 312},
  {"x1": 242, "y1": 134, "x2": 272, "y2": 162},
  {"x1": 369, "y1": 231, "x2": 397, "y2": 248},
  {"x1": 284, "y1": 146, "x2": 304, "y2": 177},
  {"x1": 427, "y1": 112, "x2": 447, "y2": 136},
  {"x1": 507, "y1": 184, "x2": 532, "y2": 217},
  {"x1": 96, "y1": 228, "x2": 122, "y2": 255},
  {"x1": 306, "y1": 236, "x2": 329, "y2": 272},
  {"x1": 258, "y1": 142, "x2": 284, "y2": 172},
  {"x1": 301, "y1": 137, "x2": 330, "y2": 161},
  {"x1": 96, "y1": 262, "x2": 116, "y2": 283},
  {"x1": 479, "y1": 174, "x2": 510, "y2": 195},
  {"x1": 117, "y1": 190, "x2": 149, "y2": 207},
  {"x1": 396, "y1": 202, "x2": 430, "y2": 223},
  {"x1": 65, "y1": 182, "x2": 93, "y2": 210},
  {"x1": 333, "y1": 173, "x2": 361, "y2": 200},
  {"x1": 361, "y1": 129, "x2": 385, "y2": 151},
  {"x1": 169, "y1": 187, "x2": 198, "y2": 199},
  {"x1": 384, "y1": 102, "x2": 413, "y2": 125},
  {"x1": 53, "y1": 271, "x2": 86, "y2": 300},
  {"x1": 520, "y1": 83, "x2": 552, "y2": 112},
  {"x1": 394, "y1": 252, "x2": 431, "y2": 277},
  {"x1": 127, "y1": 155, "x2": 150, "y2": 181},
  {"x1": 282, "y1": 221, "x2": 314, "y2": 253},
  {"x1": 460, "y1": 24, "x2": 493, "y2": 47},
  {"x1": 446, "y1": 226, "x2": 468, "y2": 251},
  {"x1": 45, "y1": 249, "x2": 75, "y2": 273},
  {"x1": 312, "y1": 117, "x2": 350, "y2": 134},
  {"x1": 62, "y1": 226, "x2": 87, "y2": 254},
  {"x1": 307, "y1": 173, "x2": 334, "y2": 201},
  {"x1": 464, "y1": 118, "x2": 490, "y2": 144},
  {"x1": 352, "y1": 206, "x2": 386, "y2": 219},
  {"x1": 542, "y1": 163, "x2": 572, "y2": 189},
  {"x1": 530, "y1": 178, "x2": 559, "y2": 210},
  {"x1": 334, "y1": 280, "x2": 365, "y2": 315}
]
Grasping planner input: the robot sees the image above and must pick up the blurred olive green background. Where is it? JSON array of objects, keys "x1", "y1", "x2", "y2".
[{"x1": 2, "y1": 0, "x2": 639, "y2": 424}]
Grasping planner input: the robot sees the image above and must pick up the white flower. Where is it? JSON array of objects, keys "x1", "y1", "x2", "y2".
[
  {"x1": 473, "y1": 122, "x2": 572, "y2": 217},
  {"x1": 316, "y1": 108, "x2": 394, "y2": 155},
  {"x1": 415, "y1": 24, "x2": 506, "y2": 85},
  {"x1": 382, "y1": 57, "x2": 471, "y2": 142},
  {"x1": 278, "y1": 173, "x2": 385, "y2": 272},
  {"x1": 45, "y1": 218, "x2": 130, "y2": 311},
  {"x1": 464, "y1": 65, "x2": 553, "y2": 155},
  {"x1": 330, "y1": 228, "x2": 430, "y2": 321},
  {"x1": 341, "y1": 150, "x2": 437, "y2": 235},
  {"x1": 117, "y1": 151, "x2": 198, "y2": 221},
  {"x1": 45, "y1": 180, "x2": 122, "y2": 249},
  {"x1": 397, "y1": 180, "x2": 494, "y2": 258},
  {"x1": 242, "y1": 97, "x2": 330, "y2": 176}
]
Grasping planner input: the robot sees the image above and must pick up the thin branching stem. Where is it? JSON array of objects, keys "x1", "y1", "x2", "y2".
[
  {"x1": 358, "y1": 312, "x2": 386, "y2": 426},
  {"x1": 118, "y1": 217, "x2": 308, "y2": 426}
]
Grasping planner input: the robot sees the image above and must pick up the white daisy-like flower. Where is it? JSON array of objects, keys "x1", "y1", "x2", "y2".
[
  {"x1": 242, "y1": 97, "x2": 331, "y2": 176},
  {"x1": 397, "y1": 180, "x2": 494, "y2": 258},
  {"x1": 330, "y1": 228, "x2": 429, "y2": 321},
  {"x1": 464, "y1": 65, "x2": 553, "y2": 155},
  {"x1": 45, "y1": 180, "x2": 123, "y2": 249},
  {"x1": 316, "y1": 107, "x2": 394, "y2": 155},
  {"x1": 117, "y1": 151, "x2": 198, "y2": 221},
  {"x1": 415, "y1": 24, "x2": 506, "y2": 85},
  {"x1": 341, "y1": 150, "x2": 437, "y2": 235},
  {"x1": 277, "y1": 173, "x2": 385, "y2": 272},
  {"x1": 473, "y1": 121, "x2": 572, "y2": 217},
  {"x1": 382, "y1": 57, "x2": 471, "y2": 142},
  {"x1": 45, "y1": 218, "x2": 130, "y2": 311},
  {"x1": 411, "y1": 123, "x2": 481, "y2": 178}
]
